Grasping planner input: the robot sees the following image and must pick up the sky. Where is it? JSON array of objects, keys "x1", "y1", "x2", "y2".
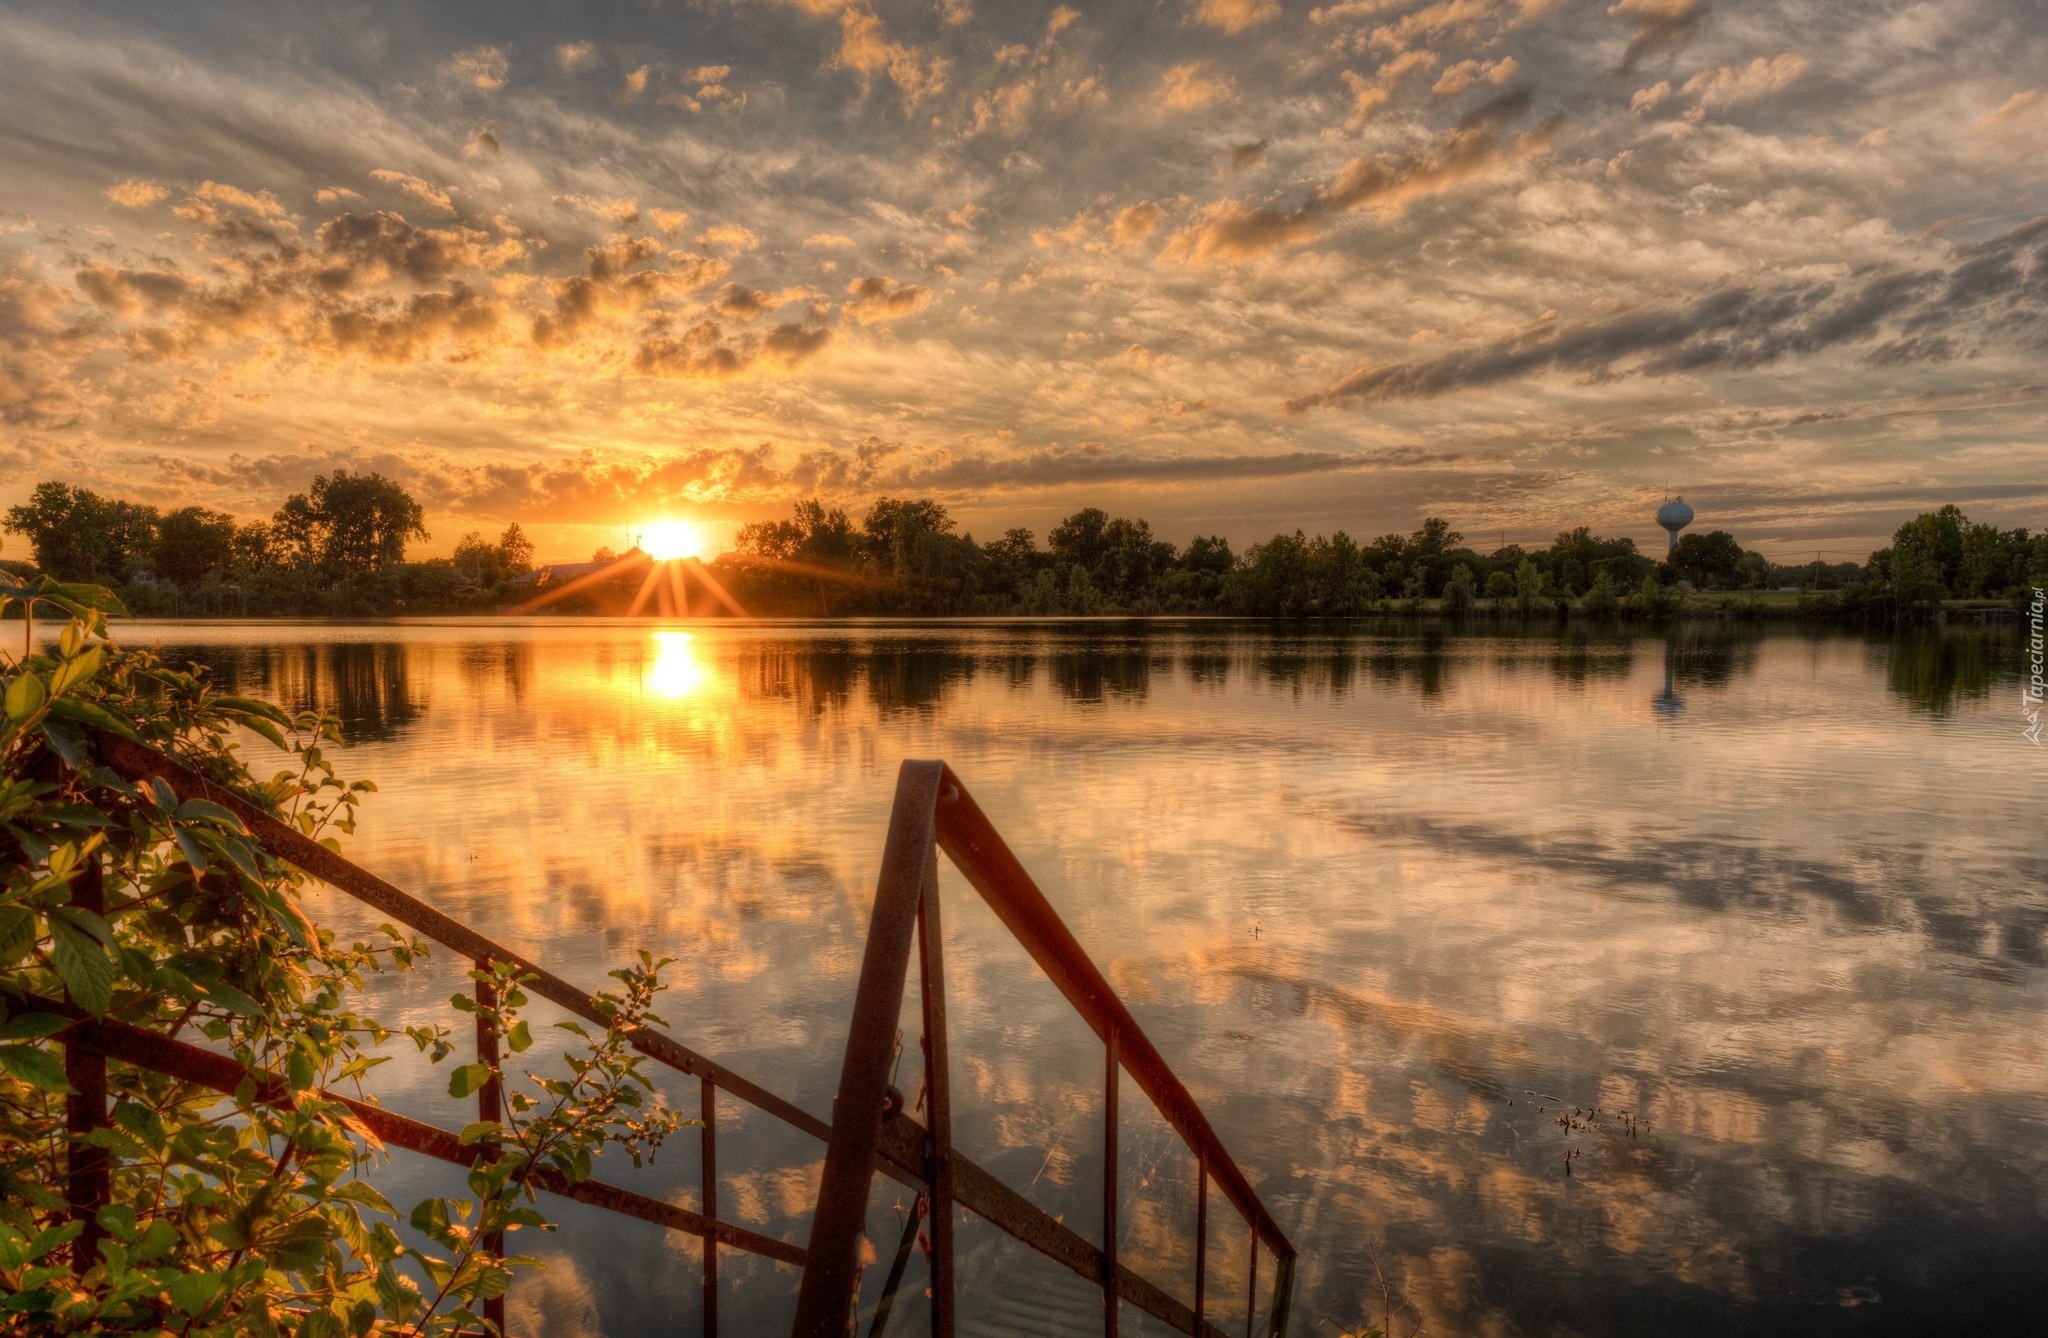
[{"x1": 1, "y1": 0, "x2": 2044, "y2": 563}]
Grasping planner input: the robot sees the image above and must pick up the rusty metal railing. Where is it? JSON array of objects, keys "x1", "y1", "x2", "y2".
[
  {"x1": 66, "y1": 733, "x2": 1295, "y2": 1336},
  {"x1": 793, "y1": 761, "x2": 1297, "y2": 1337}
]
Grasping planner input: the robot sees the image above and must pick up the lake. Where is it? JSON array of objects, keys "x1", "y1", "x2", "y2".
[{"x1": 118, "y1": 617, "x2": 2045, "y2": 1337}]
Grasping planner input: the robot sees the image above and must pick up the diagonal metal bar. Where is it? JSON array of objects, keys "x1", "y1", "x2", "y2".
[
  {"x1": 916, "y1": 834, "x2": 956, "y2": 1335},
  {"x1": 793, "y1": 760, "x2": 945, "y2": 1336},
  {"x1": 22, "y1": 992, "x2": 809, "y2": 1268},
  {"x1": 931, "y1": 764, "x2": 1295, "y2": 1266}
]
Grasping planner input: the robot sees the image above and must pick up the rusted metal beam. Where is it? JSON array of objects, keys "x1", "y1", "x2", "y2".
[
  {"x1": 916, "y1": 839, "x2": 955, "y2": 1336},
  {"x1": 702, "y1": 1078, "x2": 719, "y2": 1337},
  {"x1": 18, "y1": 992, "x2": 808, "y2": 1270},
  {"x1": 931, "y1": 764, "x2": 1295, "y2": 1265},
  {"x1": 874, "y1": 1115, "x2": 1230, "y2": 1338},
  {"x1": 793, "y1": 760, "x2": 945, "y2": 1337},
  {"x1": 1194, "y1": 1153, "x2": 1208, "y2": 1333},
  {"x1": 1104, "y1": 1024, "x2": 1120, "y2": 1338}
]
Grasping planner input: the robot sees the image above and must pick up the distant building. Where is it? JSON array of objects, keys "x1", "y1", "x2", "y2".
[{"x1": 1656, "y1": 497, "x2": 1695, "y2": 553}]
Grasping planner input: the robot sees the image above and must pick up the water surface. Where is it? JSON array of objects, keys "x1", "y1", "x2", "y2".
[{"x1": 124, "y1": 618, "x2": 2046, "y2": 1337}]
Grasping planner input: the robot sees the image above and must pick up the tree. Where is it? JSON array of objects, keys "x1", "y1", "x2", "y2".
[
  {"x1": 1514, "y1": 558, "x2": 1544, "y2": 614},
  {"x1": 272, "y1": 470, "x2": 427, "y2": 581},
  {"x1": 1485, "y1": 569, "x2": 1514, "y2": 601},
  {"x1": 1444, "y1": 563, "x2": 1476, "y2": 611},
  {"x1": 2, "y1": 482, "x2": 159, "y2": 584},
  {"x1": 1666, "y1": 530, "x2": 1745, "y2": 590},
  {"x1": 1407, "y1": 517, "x2": 1464, "y2": 596},
  {"x1": 151, "y1": 507, "x2": 237, "y2": 586},
  {"x1": 496, "y1": 523, "x2": 535, "y2": 576},
  {"x1": 862, "y1": 497, "x2": 954, "y2": 575},
  {"x1": 1048, "y1": 507, "x2": 1111, "y2": 574},
  {"x1": 1583, "y1": 568, "x2": 1620, "y2": 615}
]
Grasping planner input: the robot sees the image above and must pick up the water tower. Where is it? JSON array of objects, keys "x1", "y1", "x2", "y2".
[{"x1": 1656, "y1": 496, "x2": 1695, "y2": 553}]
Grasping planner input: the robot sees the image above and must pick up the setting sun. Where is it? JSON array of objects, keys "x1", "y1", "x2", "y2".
[{"x1": 639, "y1": 520, "x2": 713, "y2": 562}]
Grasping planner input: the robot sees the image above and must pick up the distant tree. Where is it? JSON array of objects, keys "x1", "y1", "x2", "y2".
[
  {"x1": 2, "y1": 481, "x2": 159, "y2": 583},
  {"x1": 1098, "y1": 516, "x2": 1175, "y2": 604},
  {"x1": 1666, "y1": 530, "x2": 1745, "y2": 589},
  {"x1": 1444, "y1": 563, "x2": 1476, "y2": 611},
  {"x1": 452, "y1": 532, "x2": 501, "y2": 584},
  {"x1": 590, "y1": 546, "x2": 618, "y2": 563},
  {"x1": 1887, "y1": 504, "x2": 1966, "y2": 596},
  {"x1": 1513, "y1": 558, "x2": 1544, "y2": 614},
  {"x1": 1734, "y1": 550, "x2": 1769, "y2": 590},
  {"x1": 1484, "y1": 569, "x2": 1515, "y2": 601},
  {"x1": 152, "y1": 506, "x2": 238, "y2": 585},
  {"x1": 1407, "y1": 517, "x2": 1464, "y2": 595},
  {"x1": 1583, "y1": 568, "x2": 1620, "y2": 615},
  {"x1": 497, "y1": 522, "x2": 535, "y2": 575},
  {"x1": 862, "y1": 497, "x2": 954, "y2": 574},
  {"x1": 272, "y1": 470, "x2": 427, "y2": 580},
  {"x1": 1048, "y1": 507, "x2": 1112, "y2": 573}
]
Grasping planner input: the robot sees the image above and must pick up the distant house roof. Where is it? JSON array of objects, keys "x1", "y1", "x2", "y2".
[{"x1": 510, "y1": 547, "x2": 647, "y2": 586}]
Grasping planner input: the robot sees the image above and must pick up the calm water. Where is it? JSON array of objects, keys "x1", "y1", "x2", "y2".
[{"x1": 121, "y1": 618, "x2": 2044, "y2": 1337}]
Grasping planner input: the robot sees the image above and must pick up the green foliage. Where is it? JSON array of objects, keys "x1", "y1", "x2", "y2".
[
  {"x1": 272, "y1": 470, "x2": 429, "y2": 583},
  {"x1": 1582, "y1": 568, "x2": 1620, "y2": 616},
  {"x1": 0, "y1": 569, "x2": 687, "y2": 1334},
  {"x1": 1664, "y1": 530, "x2": 1746, "y2": 590}
]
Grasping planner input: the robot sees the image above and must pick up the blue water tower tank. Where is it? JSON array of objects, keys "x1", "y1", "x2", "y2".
[{"x1": 1657, "y1": 497, "x2": 1694, "y2": 552}]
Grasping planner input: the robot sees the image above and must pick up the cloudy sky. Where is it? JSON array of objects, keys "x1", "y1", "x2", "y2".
[{"x1": 2, "y1": 0, "x2": 2044, "y2": 561}]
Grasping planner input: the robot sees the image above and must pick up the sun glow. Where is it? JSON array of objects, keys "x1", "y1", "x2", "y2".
[
  {"x1": 647, "y1": 632, "x2": 709, "y2": 699},
  {"x1": 640, "y1": 520, "x2": 713, "y2": 562}
]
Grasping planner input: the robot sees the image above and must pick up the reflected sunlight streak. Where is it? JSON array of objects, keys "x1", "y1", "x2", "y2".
[{"x1": 647, "y1": 632, "x2": 709, "y2": 700}]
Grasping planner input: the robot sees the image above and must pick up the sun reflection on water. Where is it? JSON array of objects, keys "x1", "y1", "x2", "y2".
[{"x1": 646, "y1": 631, "x2": 709, "y2": 699}]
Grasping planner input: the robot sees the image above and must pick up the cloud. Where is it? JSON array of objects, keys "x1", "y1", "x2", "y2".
[
  {"x1": 1607, "y1": 0, "x2": 1707, "y2": 73},
  {"x1": 556, "y1": 41, "x2": 597, "y2": 73},
  {"x1": 1978, "y1": 87, "x2": 2042, "y2": 131},
  {"x1": 1160, "y1": 61, "x2": 1234, "y2": 110},
  {"x1": 647, "y1": 207, "x2": 689, "y2": 234},
  {"x1": 832, "y1": 7, "x2": 950, "y2": 108},
  {"x1": 171, "y1": 180, "x2": 288, "y2": 225},
  {"x1": 1286, "y1": 219, "x2": 2048, "y2": 410},
  {"x1": 1226, "y1": 140, "x2": 1269, "y2": 172},
  {"x1": 553, "y1": 193, "x2": 640, "y2": 225},
  {"x1": 844, "y1": 275, "x2": 932, "y2": 323},
  {"x1": 632, "y1": 318, "x2": 831, "y2": 378},
  {"x1": 805, "y1": 233, "x2": 856, "y2": 249},
  {"x1": 1191, "y1": 0, "x2": 1281, "y2": 34},
  {"x1": 1163, "y1": 198, "x2": 1325, "y2": 264},
  {"x1": 1112, "y1": 201, "x2": 1164, "y2": 247},
  {"x1": 464, "y1": 127, "x2": 500, "y2": 158},
  {"x1": 103, "y1": 179, "x2": 168, "y2": 209},
  {"x1": 698, "y1": 224, "x2": 761, "y2": 252},
  {"x1": 369, "y1": 170, "x2": 455, "y2": 214},
  {"x1": 617, "y1": 65, "x2": 650, "y2": 103},
  {"x1": 712, "y1": 282, "x2": 781, "y2": 320},
  {"x1": 449, "y1": 45, "x2": 510, "y2": 91},
  {"x1": 1433, "y1": 56, "x2": 1519, "y2": 98},
  {"x1": 1681, "y1": 53, "x2": 1808, "y2": 109}
]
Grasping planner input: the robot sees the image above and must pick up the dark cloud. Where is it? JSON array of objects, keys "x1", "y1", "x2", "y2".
[
  {"x1": 1609, "y1": 0, "x2": 1709, "y2": 73},
  {"x1": 1288, "y1": 220, "x2": 2048, "y2": 411}
]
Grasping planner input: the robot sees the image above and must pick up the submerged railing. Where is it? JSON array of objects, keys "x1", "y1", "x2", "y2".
[{"x1": 60, "y1": 731, "x2": 1295, "y2": 1336}]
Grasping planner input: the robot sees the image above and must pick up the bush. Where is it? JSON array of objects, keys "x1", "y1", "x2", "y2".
[{"x1": 0, "y1": 570, "x2": 685, "y2": 1335}]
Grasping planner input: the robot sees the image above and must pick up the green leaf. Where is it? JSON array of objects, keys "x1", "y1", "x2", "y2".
[
  {"x1": 45, "y1": 698, "x2": 139, "y2": 741},
  {"x1": 456, "y1": 1120, "x2": 502, "y2": 1146},
  {"x1": 3, "y1": 673, "x2": 45, "y2": 722},
  {"x1": 0, "y1": 1044, "x2": 74, "y2": 1094},
  {"x1": 167, "y1": 1268, "x2": 224, "y2": 1316},
  {"x1": 286, "y1": 1045, "x2": 316, "y2": 1092},
  {"x1": 47, "y1": 645, "x2": 103, "y2": 697},
  {"x1": 49, "y1": 918, "x2": 114, "y2": 1015},
  {"x1": 173, "y1": 797, "x2": 247, "y2": 831},
  {"x1": 0, "y1": 1012, "x2": 67, "y2": 1041},
  {"x1": 446, "y1": 1063, "x2": 491, "y2": 1099},
  {"x1": 506, "y1": 1019, "x2": 533, "y2": 1053}
]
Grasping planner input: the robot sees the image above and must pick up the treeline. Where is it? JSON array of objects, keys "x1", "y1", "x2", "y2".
[
  {"x1": 1, "y1": 475, "x2": 535, "y2": 616},
  {"x1": 5, "y1": 475, "x2": 2040, "y2": 620}
]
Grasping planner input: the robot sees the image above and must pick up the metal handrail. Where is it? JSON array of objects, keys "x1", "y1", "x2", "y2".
[
  {"x1": 795, "y1": 761, "x2": 1297, "y2": 1337},
  {"x1": 74, "y1": 733, "x2": 1296, "y2": 1336}
]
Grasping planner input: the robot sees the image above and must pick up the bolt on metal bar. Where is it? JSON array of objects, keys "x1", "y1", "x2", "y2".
[
  {"x1": 916, "y1": 841, "x2": 955, "y2": 1337},
  {"x1": 1104, "y1": 1023, "x2": 1120, "y2": 1338},
  {"x1": 474, "y1": 967, "x2": 505, "y2": 1334},
  {"x1": 702, "y1": 1078, "x2": 719, "y2": 1338},
  {"x1": 63, "y1": 855, "x2": 108, "y2": 1276}
]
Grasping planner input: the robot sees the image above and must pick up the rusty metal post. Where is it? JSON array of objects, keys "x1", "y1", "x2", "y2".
[
  {"x1": 1266, "y1": 1252, "x2": 1296, "y2": 1338},
  {"x1": 916, "y1": 839, "x2": 955, "y2": 1336},
  {"x1": 1245, "y1": 1230, "x2": 1257, "y2": 1338},
  {"x1": 702, "y1": 1078, "x2": 718, "y2": 1337},
  {"x1": 64, "y1": 856, "x2": 108, "y2": 1275},
  {"x1": 793, "y1": 761, "x2": 945, "y2": 1338},
  {"x1": 475, "y1": 966, "x2": 505, "y2": 1333},
  {"x1": 1103, "y1": 1024, "x2": 1119, "y2": 1338},
  {"x1": 1193, "y1": 1153, "x2": 1207, "y2": 1332}
]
